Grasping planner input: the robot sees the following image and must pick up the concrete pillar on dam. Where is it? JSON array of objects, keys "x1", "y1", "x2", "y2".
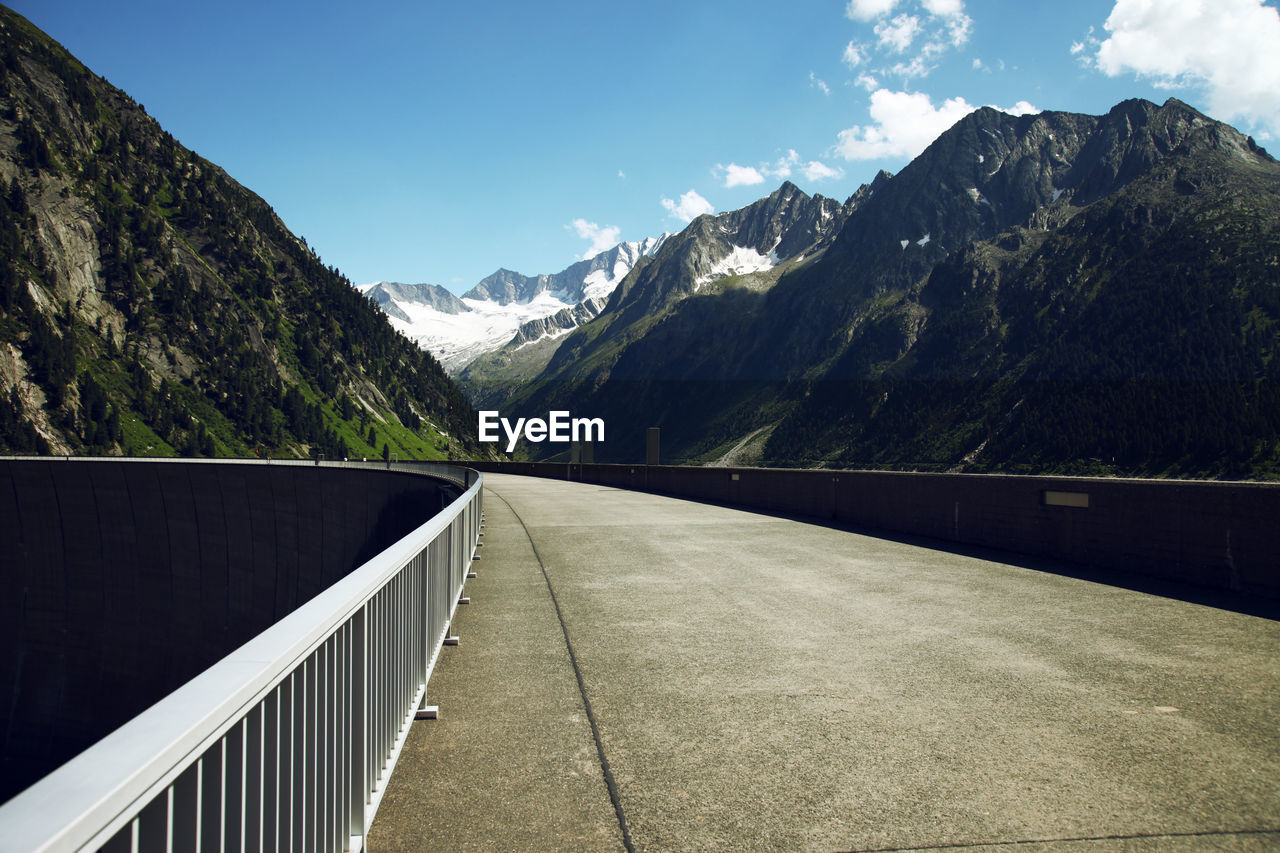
[{"x1": 645, "y1": 428, "x2": 660, "y2": 466}]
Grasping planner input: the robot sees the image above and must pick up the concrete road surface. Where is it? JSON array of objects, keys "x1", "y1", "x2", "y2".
[{"x1": 368, "y1": 473, "x2": 1280, "y2": 852}]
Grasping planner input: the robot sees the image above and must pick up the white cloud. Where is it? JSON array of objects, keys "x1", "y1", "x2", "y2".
[
  {"x1": 618, "y1": 169, "x2": 627, "y2": 179},
  {"x1": 889, "y1": 54, "x2": 935, "y2": 79},
  {"x1": 803, "y1": 160, "x2": 845, "y2": 181},
  {"x1": 809, "y1": 71, "x2": 831, "y2": 95},
  {"x1": 1071, "y1": 26, "x2": 1097, "y2": 61},
  {"x1": 875, "y1": 13, "x2": 923, "y2": 52},
  {"x1": 921, "y1": 0, "x2": 963, "y2": 15},
  {"x1": 1089, "y1": 0, "x2": 1280, "y2": 135},
  {"x1": 846, "y1": 0, "x2": 901, "y2": 21},
  {"x1": 708, "y1": 149, "x2": 842, "y2": 191},
  {"x1": 836, "y1": 90, "x2": 974, "y2": 160},
  {"x1": 569, "y1": 218, "x2": 622, "y2": 260},
  {"x1": 844, "y1": 1, "x2": 973, "y2": 82},
  {"x1": 855, "y1": 72, "x2": 880, "y2": 91},
  {"x1": 944, "y1": 12, "x2": 973, "y2": 46},
  {"x1": 661, "y1": 189, "x2": 714, "y2": 223},
  {"x1": 762, "y1": 149, "x2": 801, "y2": 180},
  {"x1": 972, "y1": 57, "x2": 985, "y2": 69},
  {"x1": 719, "y1": 163, "x2": 766, "y2": 187},
  {"x1": 834, "y1": 88, "x2": 1039, "y2": 161}
]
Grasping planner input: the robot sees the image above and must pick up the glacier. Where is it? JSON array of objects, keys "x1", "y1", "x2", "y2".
[{"x1": 359, "y1": 235, "x2": 666, "y2": 373}]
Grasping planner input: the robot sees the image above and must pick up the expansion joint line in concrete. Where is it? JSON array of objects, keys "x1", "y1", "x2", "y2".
[
  {"x1": 839, "y1": 826, "x2": 1280, "y2": 852},
  {"x1": 488, "y1": 489, "x2": 636, "y2": 853}
]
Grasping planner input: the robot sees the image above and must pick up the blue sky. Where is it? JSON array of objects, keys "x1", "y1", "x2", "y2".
[{"x1": 10, "y1": 0, "x2": 1280, "y2": 293}]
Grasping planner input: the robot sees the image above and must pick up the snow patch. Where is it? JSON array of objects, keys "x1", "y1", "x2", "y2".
[
  {"x1": 580, "y1": 251, "x2": 644, "y2": 302},
  {"x1": 515, "y1": 326, "x2": 575, "y2": 351},
  {"x1": 1051, "y1": 188, "x2": 1065, "y2": 202},
  {"x1": 384, "y1": 289, "x2": 574, "y2": 372},
  {"x1": 900, "y1": 239, "x2": 909, "y2": 250},
  {"x1": 966, "y1": 188, "x2": 991, "y2": 206},
  {"x1": 767, "y1": 236, "x2": 783, "y2": 265},
  {"x1": 915, "y1": 233, "x2": 931, "y2": 247},
  {"x1": 581, "y1": 269, "x2": 612, "y2": 302},
  {"x1": 695, "y1": 245, "x2": 777, "y2": 288}
]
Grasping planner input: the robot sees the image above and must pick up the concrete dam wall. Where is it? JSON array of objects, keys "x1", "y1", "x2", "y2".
[
  {"x1": 0, "y1": 459, "x2": 457, "y2": 802},
  {"x1": 469, "y1": 462, "x2": 1280, "y2": 599}
]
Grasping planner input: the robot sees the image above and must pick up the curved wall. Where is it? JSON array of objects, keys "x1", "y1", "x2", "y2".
[
  {"x1": 0, "y1": 459, "x2": 453, "y2": 802},
  {"x1": 471, "y1": 461, "x2": 1280, "y2": 598}
]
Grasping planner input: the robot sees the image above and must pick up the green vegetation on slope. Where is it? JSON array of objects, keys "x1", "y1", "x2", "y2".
[{"x1": 0, "y1": 7, "x2": 486, "y2": 459}]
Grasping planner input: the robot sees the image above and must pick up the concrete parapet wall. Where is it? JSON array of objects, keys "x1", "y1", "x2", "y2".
[
  {"x1": 0, "y1": 459, "x2": 452, "y2": 802},
  {"x1": 467, "y1": 461, "x2": 1279, "y2": 597}
]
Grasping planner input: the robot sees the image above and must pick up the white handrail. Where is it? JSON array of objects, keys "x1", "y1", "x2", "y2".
[{"x1": 0, "y1": 460, "x2": 482, "y2": 853}]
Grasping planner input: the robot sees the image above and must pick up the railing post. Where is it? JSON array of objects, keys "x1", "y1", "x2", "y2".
[
  {"x1": 245, "y1": 706, "x2": 264, "y2": 852},
  {"x1": 262, "y1": 686, "x2": 280, "y2": 849},
  {"x1": 349, "y1": 607, "x2": 367, "y2": 847},
  {"x1": 223, "y1": 721, "x2": 244, "y2": 853},
  {"x1": 172, "y1": 762, "x2": 200, "y2": 851}
]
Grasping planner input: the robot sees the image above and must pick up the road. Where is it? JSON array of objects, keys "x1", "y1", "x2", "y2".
[{"x1": 368, "y1": 472, "x2": 1280, "y2": 852}]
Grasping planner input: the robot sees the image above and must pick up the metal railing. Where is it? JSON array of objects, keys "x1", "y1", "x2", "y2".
[{"x1": 0, "y1": 459, "x2": 482, "y2": 853}]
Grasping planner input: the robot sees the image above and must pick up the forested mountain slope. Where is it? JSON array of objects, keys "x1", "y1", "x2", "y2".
[{"x1": 0, "y1": 7, "x2": 486, "y2": 460}]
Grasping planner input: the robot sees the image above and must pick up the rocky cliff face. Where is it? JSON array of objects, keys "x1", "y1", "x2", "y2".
[
  {"x1": 508, "y1": 296, "x2": 606, "y2": 346},
  {"x1": 0, "y1": 7, "x2": 485, "y2": 459}
]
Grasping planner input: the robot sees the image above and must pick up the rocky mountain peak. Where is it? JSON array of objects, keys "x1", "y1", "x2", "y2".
[
  {"x1": 465, "y1": 268, "x2": 532, "y2": 304},
  {"x1": 463, "y1": 236, "x2": 667, "y2": 307},
  {"x1": 769, "y1": 180, "x2": 803, "y2": 200},
  {"x1": 816, "y1": 96, "x2": 1272, "y2": 301},
  {"x1": 364, "y1": 282, "x2": 468, "y2": 320}
]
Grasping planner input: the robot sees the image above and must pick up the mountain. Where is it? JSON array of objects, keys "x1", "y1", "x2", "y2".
[
  {"x1": 498, "y1": 99, "x2": 1280, "y2": 479},
  {"x1": 507, "y1": 296, "x2": 608, "y2": 347},
  {"x1": 459, "y1": 182, "x2": 853, "y2": 410},
  {"x1": 466, "y1": 235, "x2": 668, "y2": 305},
  {"x1": 360, "y1": 235, "x2": 667, "y2": 373},
  {"x1": 361, "y1": 281, "x2": 469, "y2": 322},
  {"x1": 766, "y1": 100, "x2": 1280, "y2": 475},
  {"x1": 455, "y1": 295, "x2": 610, "y2": 409},
  {"x1": 0, "y1": 7, "x2": 487, "y2": 460},
  {"x1": 602, "y1": 181, "x2": 850, "y2": 324}
]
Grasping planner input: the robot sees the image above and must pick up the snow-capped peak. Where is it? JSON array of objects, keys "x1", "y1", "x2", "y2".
[{"x1": 360, "y1": 234, "x2": 668, "y2": 372}]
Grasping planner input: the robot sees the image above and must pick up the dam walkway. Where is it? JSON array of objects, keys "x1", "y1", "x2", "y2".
[{"x1": 368, "y1": 473, "x2": 1280, "y2": 852}]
